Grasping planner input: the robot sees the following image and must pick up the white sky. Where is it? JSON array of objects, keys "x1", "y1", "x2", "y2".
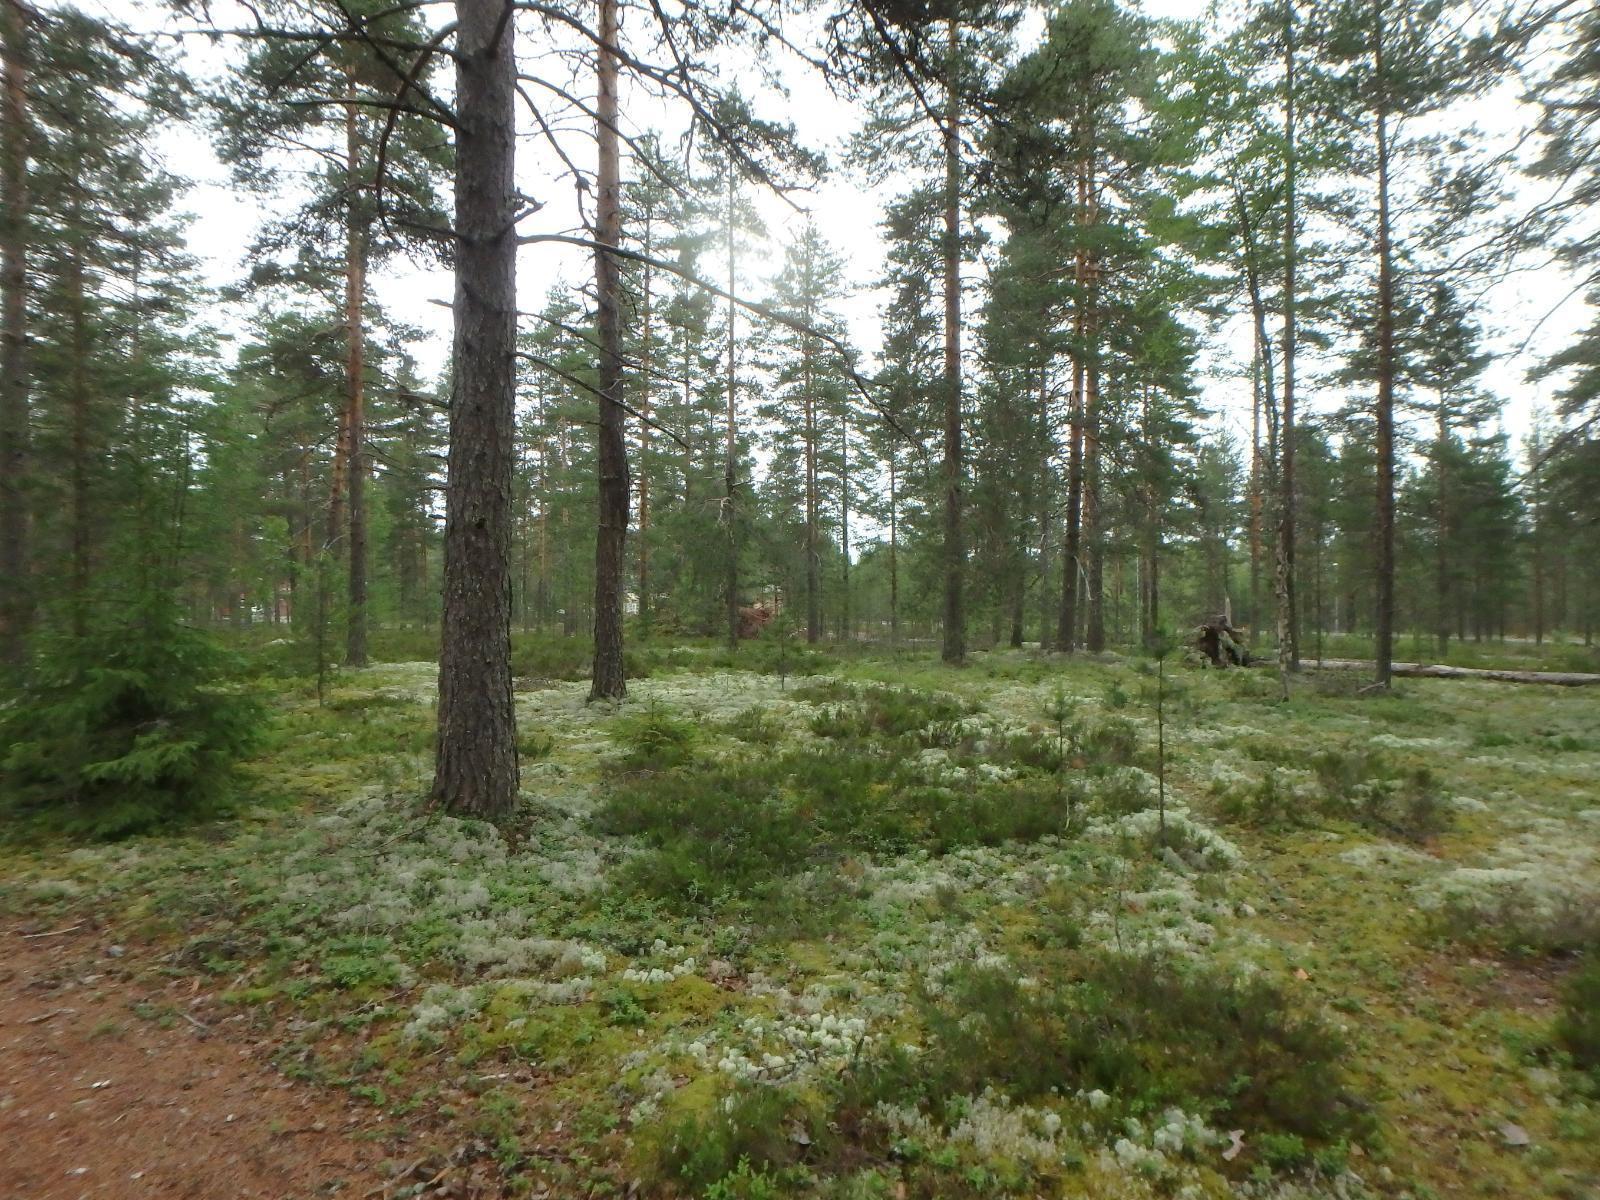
[{"x1": 98, "y1": 0, "x2": 1594, "y2": 466}]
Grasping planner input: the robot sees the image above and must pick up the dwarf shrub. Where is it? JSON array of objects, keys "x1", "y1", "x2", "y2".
[{"x1": 1556, "y1": 955, "x2": 1600, "y2": 1077}]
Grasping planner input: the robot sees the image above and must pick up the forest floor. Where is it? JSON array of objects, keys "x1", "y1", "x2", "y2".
[{"x1": 2, "y1": 642, "x2": 1598, "y2": 1199}]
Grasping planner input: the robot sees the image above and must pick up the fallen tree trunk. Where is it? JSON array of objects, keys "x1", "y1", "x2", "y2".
[{"x1": 1291, "y1": 658, "x2": 1600, "y2": 687}]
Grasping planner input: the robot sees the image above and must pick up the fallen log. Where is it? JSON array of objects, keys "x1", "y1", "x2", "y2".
[{"x1": 1287, "y1": 658, "x2": 1600, "y2": 687}]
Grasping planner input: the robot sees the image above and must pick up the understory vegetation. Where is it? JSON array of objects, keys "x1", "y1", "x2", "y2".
[{"x1": 2, "y1": 642, "x2": 1598, "y2": 1198}]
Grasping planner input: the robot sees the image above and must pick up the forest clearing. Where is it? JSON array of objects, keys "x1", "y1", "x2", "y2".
[
  {"x1": 4, "y1": 0, "x2": 1600, "y2": 1195},
  {"x1": 3, "y1": 644, "x2": 1599, "y2": 1198}
]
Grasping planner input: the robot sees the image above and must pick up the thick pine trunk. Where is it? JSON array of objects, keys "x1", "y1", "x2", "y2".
[
  {"x1": 940, "y1": 16, "x2": 965, "y2": 664},
  {"x1": 0, "y1": 0, "x2": 29, "y2": 666},
  {"x1": 1086, "y1": 359, "x2": 1105, "y2": 652},
  {"x1": 431, "y1": 0, "x2": 519, "y2": 819},
  {"x1": 1058, "y1": 156, "x2": 1090, "y2": 652},
  {"x1": 590, "y1": 0, "x2": 627, "y2": 701},
  {"x1": 1059, "y1": 356, "x2": 1082, "y2": 650},
  {"x1": 1373, "y1": 4, "x2": 1397, "y2": 690},
  {"x1": 636, "y1": 210, "x2": 652, "y2": 635}
]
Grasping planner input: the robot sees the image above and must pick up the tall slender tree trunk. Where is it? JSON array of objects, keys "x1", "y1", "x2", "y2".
[
  {"x1": 1086, "y1": 359, "x2": 1104, "y2": 652},
  {"x1": 940, "y1": 15, "x2": 965, "y2": 664},
  {"x1": 0, "y1": 0, "x2": 29, "y2": 666},
  {"x1": 1435, "y1": 400, "x2": 1450, "y2": 655},
  {"x1": 343, "y1": 90, "x2": 370, "y2": 667},
  {"x1": 1060, "y1": 360, "x2": 1083, "y2": 650},
  {"x1": 1372, "y1": 1, "x2": 1397, "y2": 689},
  {"x1": 840, "y1": 402, "x2": 851, "y2": 641},
  {"x1": 724, "y1": 163, "x2": 739, "y2": 648},
  {"x1": 637, "y1": 208, "x2": 653, "y2": 635},
  {"x1": 68, "y1": 227, "x2": 89, "y2": 639},
  {"x1": 590, "y1": 0, "x2": 627, "y2": 701},
  {"x1": 1058, "y1": 159, "x2": 1089, "y2": 652},
  {"x1": 803, "y1": 269, "x2": 819, "y2": 644},
  {"x1": 888, "y1": 449, "x2": 899, "y2": 648},
  {"x1": 432, "y1": 0, "x2": 519, "y2": 818},
  {"x1": 1036, "y1": 368, "x2": 1054, "y2": 651},
  {"x1": 1084, "y1": 164, "x2": 1104, "y2": 654},
  {"x1": 1248, "y1": 347, "x2": 1262, "y2": 641},
  {"x1": 1278, "y1": 2, "x2": 1299, "y2": 677}
]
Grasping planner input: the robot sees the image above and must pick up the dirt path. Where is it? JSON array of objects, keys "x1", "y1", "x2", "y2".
[{"x1": 0, "y1": 923, "x2": 393, "y2": 1200}]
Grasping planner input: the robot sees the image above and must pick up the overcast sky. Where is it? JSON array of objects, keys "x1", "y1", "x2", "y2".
[{"x1": 97, "y1": 0, "x2": 1593, "y2": 465}]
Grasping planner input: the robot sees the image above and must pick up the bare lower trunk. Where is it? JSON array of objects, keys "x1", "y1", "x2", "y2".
[
  {"x1": 0, "y1": 0, "x2": 29, "y2": 666},
  {"x1": 888, "y1": 452, "x2": 899, "y2": 648},
  {"x1": 343, "y1": 92, "x2": 370, "y2": 668},
  {"x1": 432, "y1": 0, "x2": 519, "y2": 818},
  {"x1": 590, "y1": 0, "x2": 627, "y2": 702},
  {"x1": 940, "y1": 16, "x2": 964, "y2": 664},
  {"x1": 69, "y1": 236, "x2": 89, "y2": 639},
  {"x1": 1059, "y1": 355, "x2": 1082, "y2": 651},
  {"x1": 1373, "y1": 5, "x2": 1396, "y2": 689},
  {"x1": 1278, "y1": 1, "x2": 1299, "y2": 676},
  {"x1": 1085, "y1": 360, "x2": 1104, "y2": 652},
  {"x1": 724, "y1": 163, "x2": 739, "y2": 648},
  {"x1": 840, "y1": 407, "x2": 851, "y2": 642},
  {"x1": 637, "y1": 210, "x2": 653, "y2": 635},
  {"x1": 804, "y1": 286, "x2": 819, "y2": 643}
]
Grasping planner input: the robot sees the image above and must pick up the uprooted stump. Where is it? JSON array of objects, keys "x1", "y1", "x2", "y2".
[{"x1": 1194, "y1": 615, "x2": 1251, "y2": 668}]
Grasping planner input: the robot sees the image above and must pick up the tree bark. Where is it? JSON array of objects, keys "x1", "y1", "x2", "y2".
[
  {"x1": 68, "y1": 209, "x2": 89, "y2": 639},
  {"x1": 1085, "y1": 358, "x2": 1105, "y2": 652},
  {"x1": 0, "y1": 0, "x2": 29, "y2": 666},
  {"x1": 1286, "y1": 659, "x2": 1600, "y2": 687},
  {"x1": 589, "y1": 0, "x2": 627, "y2": 701},
  {"x1": 1058, "y1": 158, "x2": 1089, "y2": 652},
  {"x1": 1373, "y1": 0, "x2": 1397, "y2": 690},
  {"x1": 636, "y1": 207, "x2": 653, "y2": 635},
  {"x1": 1059, "y1": 355, "x2": 1083, "y2": 650},
  {"x1": 343, "y1": 87, "x2": 370, "y2": 668},
  {"x1": 431, "y1": 0, "x2": 519, "y2": 819},
  {"x1": 803, "y1": 255, "x2": 819, "y2": 644},
  {"x1": 724, "y1": 162, "x2": 739, "y2": 648},
  {"x1": 1278, "y1": 1, "x2": 1299, "y2": 676},
  {"x1": 840, "y1": 401, "x2": 851, "y2": 642},
  {"x1": 939, "y1": 15, "x2": 965, "y2": 664}
]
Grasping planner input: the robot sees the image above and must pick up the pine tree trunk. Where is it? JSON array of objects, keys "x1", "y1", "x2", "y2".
[
  {"x1": 1435, "y1": 401, "x2": 1450, "y2": 655},
  {"x1": 1278, "y1": 2, "x2": 1299, "y2": 675},
  {"x1": 1372, "y1": 2, "x2": 1397, "y2": 690},
  {"x1": 888, "y1": 451, "x2": 899, "y2": 648},
  {"x1": 1084, "y1": 164, "x2": 1104, "y2": 655},
  {"x1": 68, "y1": 232, "x2": 89, "y2": 640},
  {"x1": 1059, "y1": 356, "x2": 1082, "y2": 650},
  {"x1": 431, "y1": 0, "x2": 519, "y2": 819},
  {"x1": 343, "y1": 91, "x2": 370, "y2": 667},
  {"x1": 1036, "y1": 368, "x2": 1053, "y2": 651},
  {"x1": 1086, "y1": 359, "x2": 1105, "y2": 652},
  {"x1": 940, "y1": 15, "x2": 965, "y2": 664},
  {"x1": 590, "y1": 0, "x2": 628, "y2": 701},
  {"x1": 840, "y1": 405, "x2": 851, "y2": 642},
  {"x1": 637, "y1": 209, "x2": 653, "y2": 635},
  {"x1": 1058, "y1": 156, "x2": 1090, "y2": 652},
  {"x1": 0, "y1": 0, "x2": 29, "y2": 666},
  {"x1": 804, "y1": 289, "x2": 819, "y2": 644},
  {"x1": 724, "y1": 164, "x2": 739, "y2": 649}
]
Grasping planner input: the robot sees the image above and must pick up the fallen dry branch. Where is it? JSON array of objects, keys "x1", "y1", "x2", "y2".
[{"x1": 1296, "y1": 658, "x2": 1600, "y2": 687}]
